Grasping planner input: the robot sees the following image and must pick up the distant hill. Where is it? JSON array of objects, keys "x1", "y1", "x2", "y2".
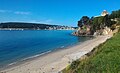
[{"x1": 0, "y1": 22, "x2": 60, "y2": 30}]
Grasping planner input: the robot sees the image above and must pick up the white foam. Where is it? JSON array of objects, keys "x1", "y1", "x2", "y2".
[
  {"x1": 8, "y1": 62, "x2": 17, "y2": 66},
  {"x1": 22, "y1": 50, "x2": 52, "y2": 61}
]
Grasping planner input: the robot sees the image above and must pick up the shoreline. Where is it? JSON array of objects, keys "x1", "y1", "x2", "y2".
[
  {"x1": 0, "y1": 40, "x2": 81, "y2": 71},
  {"x1": 0, "y1": 28, "x2": 76, "y2": 31},
  {"x1": 0, "y1": 37, "x2": 87, "y2": 70},
  {"x1": 0, "y1": 35, "x2": 112, "y2": 73},
  {"x1": 0, "y1": 37, "x2": 90, "y2": 71},
  {"x1": 0, "y1": 35, "x2": 92, "y2": 70}
]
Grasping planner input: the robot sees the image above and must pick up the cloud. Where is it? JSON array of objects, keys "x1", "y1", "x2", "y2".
[
  {"x1": 28, "y1": 19, "x2": 53, "y2": 24},
  {"x1": 44, "y1": 19, "x2": 53, "y2": 23},
  {"x1": 0, "y1": 9, "x2": 31, "y2": 15},
  {"x1": 14, "y1": 11, "x2": 31, "y2": 15},
  {"x1": 0, "y1": 10, "x2": 6, "y2": 13},
  {"x1": 0, "y1": 9, "x2": 11, "y2": 13}
]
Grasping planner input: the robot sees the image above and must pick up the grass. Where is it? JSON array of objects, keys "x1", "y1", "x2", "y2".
[{"x1": 63, "y1": 32, "x2": 120, "y2": 73}]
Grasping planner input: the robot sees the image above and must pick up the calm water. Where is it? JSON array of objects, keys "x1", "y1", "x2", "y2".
[{"x1": 0, "y1": 30, "x2": 90, "y2": 68}]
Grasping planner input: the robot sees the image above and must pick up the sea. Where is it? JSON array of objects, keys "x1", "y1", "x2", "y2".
[{"x1": 0, "y1": 30, "x2": 91, "y2": 69}]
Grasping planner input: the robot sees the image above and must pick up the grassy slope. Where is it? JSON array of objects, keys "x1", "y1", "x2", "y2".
[{"x1": 63, "y1": 32, "x2": 120, "y2": 73}]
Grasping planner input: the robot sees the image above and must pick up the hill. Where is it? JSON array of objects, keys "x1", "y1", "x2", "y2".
[
  {"x1": 0, "y1": 22, "x2": 58, "y2": 30},
  {"x1": 63, "y1": 30, "x2": 120, "y2": 73},
  {"x1": 0, "y1": 22, "x2": 75, "y2": 30},
  {"x1": 73, "y1": 9, "x2": 120, "y2": 36}
]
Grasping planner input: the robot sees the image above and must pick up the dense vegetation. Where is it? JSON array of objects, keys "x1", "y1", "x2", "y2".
[
  {"x1": 110, "y1": 9, "x2": 120, "y2": 19},
  {"x1": 0, "y1": 22, "x2": 59, "y2": 29},
  {"x1": 77, "y1": 9, "x2": 120, "y2": 35},
  {"x1": 63, "y1": 31, "x2": 120, "y2": 73}
]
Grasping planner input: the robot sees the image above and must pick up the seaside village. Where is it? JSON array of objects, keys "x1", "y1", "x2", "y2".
[{"x1": 73, "y1": 10, "x2": 119, "y2": 36}]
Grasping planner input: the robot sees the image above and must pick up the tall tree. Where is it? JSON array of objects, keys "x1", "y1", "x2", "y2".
[{"x1": 78, "y1": 16, "x2": 90, "y2": 27}]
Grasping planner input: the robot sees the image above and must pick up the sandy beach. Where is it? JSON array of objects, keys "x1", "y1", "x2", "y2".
[{"x1": 0, "y1": 35, "x2": 112, "y2": 73}]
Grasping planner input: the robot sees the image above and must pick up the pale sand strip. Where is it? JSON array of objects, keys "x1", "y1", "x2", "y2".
[{"x1": 1, "y1": 35, "x2": 112, "y2": 73}]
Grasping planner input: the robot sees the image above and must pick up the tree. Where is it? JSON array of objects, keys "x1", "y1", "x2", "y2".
[
  {"x1": 78, "y1": 16, "x2": 90, "y2": 27},
  {"x1": 109, "y1": 9, "x2": 120, "y2": 19},
  {"x1": 103, "y1": 15, "x2": 113, "y2": 27}
]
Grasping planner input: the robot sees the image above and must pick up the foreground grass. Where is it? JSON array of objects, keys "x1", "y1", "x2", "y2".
[{"x1": 63, "y1": 32, "x2": 120, "y2": 73}]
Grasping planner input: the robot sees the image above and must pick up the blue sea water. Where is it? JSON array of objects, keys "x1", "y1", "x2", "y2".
[{"x1": 0, "y1": 30, "x2": 90, "y2": 68}]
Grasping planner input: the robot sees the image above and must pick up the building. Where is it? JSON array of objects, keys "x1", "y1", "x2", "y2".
[
  {"x1": 94, "y1": 10, "x2": 109, "y2": 17},
  {"x1": 101, "y1": 10, "x2": 109, "y2": 16}
]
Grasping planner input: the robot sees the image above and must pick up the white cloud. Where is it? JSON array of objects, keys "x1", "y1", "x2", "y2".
[
  {"x1": 0, "y1": 9, "x2": 31, "y2": 15},
  {"x1": 14, "y1": 11, "x2": 31, "y2": 15},
  {"x1": 28, "y1": 19, "x2": 61, "y2": 25},
  {"x1": 39, "y1": 19, "x2": 53, "y2": 24},
  {"x1": 29, "y1": 19, "x2": 53, "y2": 24},
  {"x1": 0, "y1": 9, "x2": 11, "y2": 13},
  {"x1": 0, "y1": 10, "x2": 6, "y2": 13},
  {"x1": 45, "y1": 19, "x2": 53, "y2": 23}
]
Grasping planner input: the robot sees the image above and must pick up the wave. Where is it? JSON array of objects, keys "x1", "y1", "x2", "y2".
[
  {"x1": 61, "y1": 46, "x2": 65, "y2": 48},
  {"x1": 7, "y1": 50, "x2": 52, "y2": 66},
  {"x1": 22, "y1": 50, "x2": 52, "y2": 61},
  {"x1": 8, "y1": 62, "x2": 17, "y2": 66},
  {"x1": 7, "y1": 45, "x2": 77, "y2": 67}
]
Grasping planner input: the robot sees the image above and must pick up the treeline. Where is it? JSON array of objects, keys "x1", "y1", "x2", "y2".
[
  {"x1": 78, "y1": 9, "x2": 120, "y2": 35},
  {"x1": 110, "y1": 9, "x2": 120, "y2": 19},
  {"x1": 0, "y1": 22, "x2": 60, "y2": 30}
]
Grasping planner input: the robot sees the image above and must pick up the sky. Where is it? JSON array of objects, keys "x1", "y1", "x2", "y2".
[{"x1": 0, "y1": 0, "x2": 120, "y2": 26}]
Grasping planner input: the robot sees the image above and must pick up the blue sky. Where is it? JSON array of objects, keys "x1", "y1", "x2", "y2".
[{"x1": 0, "y1": 0, "x2": 120, "y2": 26}]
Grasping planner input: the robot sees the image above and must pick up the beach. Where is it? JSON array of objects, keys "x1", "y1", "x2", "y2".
[{"x1": 0, "y1": 35, "x2": 112, "y2": 73}]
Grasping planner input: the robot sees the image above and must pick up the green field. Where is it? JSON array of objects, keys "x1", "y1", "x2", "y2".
[{"x1": 63, "y1": 32, "x2": 120, "y2": 73}]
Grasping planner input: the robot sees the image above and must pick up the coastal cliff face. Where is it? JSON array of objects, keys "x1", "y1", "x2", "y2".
[
  {"x1": 73, "y1": 27, "x2": 91, "y2": 36},
  {"x1": 73, "y1": 26, "x2": 112, "y2": 36},
  {"x1": 73, "y1": 10, "x2": 120, "y2": 36},
  {"x1": 73, "y1": 16, "x2": 93, "y2": 36}
]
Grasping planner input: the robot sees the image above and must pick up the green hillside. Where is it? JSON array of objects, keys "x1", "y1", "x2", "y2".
[{"x1": 63, "y1": 31, "x2": 120, "y2": 73}]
